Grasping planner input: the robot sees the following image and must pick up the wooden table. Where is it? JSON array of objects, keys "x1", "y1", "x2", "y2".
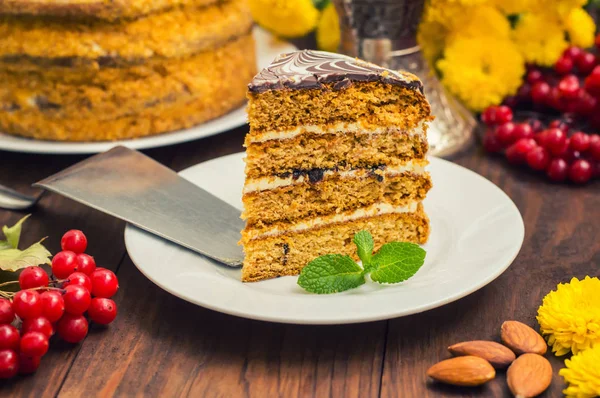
[{"x1": 0, "y1": 126, "x2": 598, "y2": 397}]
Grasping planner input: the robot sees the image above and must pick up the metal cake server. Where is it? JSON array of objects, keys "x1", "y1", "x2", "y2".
[{"x1": 34, "y1": 146, "x2": 244, "y2": 267}]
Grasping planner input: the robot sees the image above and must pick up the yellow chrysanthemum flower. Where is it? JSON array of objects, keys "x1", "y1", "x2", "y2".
[
  {"x1": 316, "y1": 3, "x2": 340, "y2": 52},
  {"x1": 560, "y1": 345, "x2": 600, "y2": 398},
  {"x1": 537, "y1": 0, "x2": 588, "y2": 19},
  {"x1": 429, "y1": 0, "x2": 490, "y2": 6},
  {"x1": 537, "y1": 277, "x2": 600, "y2": 356},
  {"x1": 565, "y1": 8, "x2": 596, "y2": 49},
  {"x1": 513, "y1": 12, "x2": 569, "y2": 66},
  {"x1": 492, "y1": 0, "x2": 536, "y2": 15},
  {"x1": 417, "y1": 19, "x2": 447, "y2": 66},
  {"x1": 437, "y1": 36, "x2": 525, "y2": 111},
  {"x1": 249, "y1": 0, "x2": 319, "y2": 38},
  {"x1": 447, "y1": 6, "x2": 511, "y2": 42}
]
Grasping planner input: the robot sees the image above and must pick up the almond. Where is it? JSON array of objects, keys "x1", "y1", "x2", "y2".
[
  {"x1": 427, "y1": 356, "x2": 496, "y2": 386},
  {"x1": 448, "y1": 340, "x2": 516, "y2": 368},
  {"x1": 501, "y1": 321, "x2": 547, "y2": 355},
  {"x1": 507, "y1": 353, "x2": 552, "y2": 397}
]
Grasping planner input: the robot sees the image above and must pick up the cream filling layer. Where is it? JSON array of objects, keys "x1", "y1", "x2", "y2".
[
  {"x1": 247, "y1": 120, "x2": 428, "y2": 143},
  {"x1": 243, "y1": 160, "x2": 427, "y2": 194},
  {"x1": 247, "y1": 201, "x2": 419, "y2": 240}
]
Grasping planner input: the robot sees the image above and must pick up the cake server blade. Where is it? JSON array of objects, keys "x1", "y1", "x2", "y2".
[{"x1": 34, "y1": 146, "x2": 244, "y2": 267}]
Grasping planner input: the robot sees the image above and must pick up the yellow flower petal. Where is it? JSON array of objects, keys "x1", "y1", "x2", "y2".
[
  {"x1": 437, "y1": 36, "x2": 525, "y2": 112},
  {"x1": 513, "y1": 12, "x2": 569, "y2": 66},
  {"x1": 249, "y1": 0, "x2": 319, "y2": 38},
  {"x1": 316, "y1": 3, "x2": 340, "y2": 52},
  {"x1": 565, "y1": 8, "x2": 596, "y2": 49},
  {"x1": 560, "y1": 345, "x2": 600, "y2": 397},
  {"x1": 537, "y1": 276, "x2": 600, "y2": 356}
]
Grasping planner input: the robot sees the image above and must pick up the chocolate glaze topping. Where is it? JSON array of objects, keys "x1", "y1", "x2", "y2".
[{"x1": 248, "y1": 50, "x2": 423, "y2": 93}]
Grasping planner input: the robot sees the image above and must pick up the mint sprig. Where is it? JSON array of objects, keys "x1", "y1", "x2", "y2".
[
  {"x1": 353, "y1": 230, "x2": 374, "y2": 270},
  {"x1": 297, "y1": 231, "x2": 426, "y2": 294},
  {"x1": 296, "y1": 254, "x2": 365, "y2": 294}
]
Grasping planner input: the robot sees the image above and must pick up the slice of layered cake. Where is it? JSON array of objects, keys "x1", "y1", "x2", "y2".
[{"x1": 241, "y1": 50, "x2": 433, "y2": 282}]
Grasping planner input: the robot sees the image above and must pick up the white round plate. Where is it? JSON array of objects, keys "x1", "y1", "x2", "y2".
[
  {"x1": 0, "y1": 28, "x2": 296, "y2": 154},
  {"x1": 124, "y1": 153, "x2": 524, "y2": 324}
]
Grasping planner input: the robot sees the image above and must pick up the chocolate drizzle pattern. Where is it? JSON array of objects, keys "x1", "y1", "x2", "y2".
[{"x1": 248, "y1": 50, "x2": 423, "y2": 93}]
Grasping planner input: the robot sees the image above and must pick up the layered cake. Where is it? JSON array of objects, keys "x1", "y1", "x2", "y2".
[
  {"x1": 241, "y1": 50, "x2": 433, "y2": 282},
  {"x1": 0, "y1": 0, "x2": 256, "y2": 141}
]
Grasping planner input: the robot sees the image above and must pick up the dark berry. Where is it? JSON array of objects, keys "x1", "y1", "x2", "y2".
[
  {"x1": 568, "y1": 159, "x2": 593, "y2": 184},
  {"x1": 60, "y1": 230, "x2": 87, "y2": 254},
  {"x1": 88, "y1": 298, "x2": 117, "y2": 325},
  {"x1": 64, "y1": 272, "x2": 92, "y2": 292},
  {"x1": 0, "y1": 299, "x2": 14, "y2": 325},
  {"x1": 531, "y1": 81, "x2": 551, "y2": 104},
  {"x1": 19, "y1": 266, "x2": 49, "y2": 290},
  {"x1": 548, "y1": 120, "x2": 570, "y2": 133},
  {"x1": 527, "y1": 69, "x2": 544, "y2": 84},
  {"x1": 495, "y1": 122, "x2": 517, "y2": 147},
  {"x1": 483, "y1": 132, "x2": 502, "y2": 153},
  {"x1": 12, "y1": 290, "x2": 42, "y2": 320},
  {"x1": 547, "y1": 158, "x2": 569, "y2": 182},
  {"x1": 495, "y1": 106, "x2": 513, "y2": 124},
  {"x1": 570, "y1": 132, "x2": 591, "y2": 152},
  {"x1": 57, "y1": 314, "x2": 88, "y2": 344},
  {"x1": 63, "y1": 285, "x2": 91, "y2": 315},
  {"x1": 576, "y1": 52, "x2": 597, "y2": 75},
  {"x1": 544, "y1": 128, "x2": 568, "y2": 155},
  {"x1": 513, "y1": 123, "x2": 535, "y2": 140},
  {"x1": 20, "y1": 332, "x2": 49, "y2": 357},
  {"x1": 75, "y1": 254, "x2": 96, "y2": 275},
  {"x1": 18, "y1": 354, "x2": 41, "y2": 375},
  {"x1": 506, "y1": 139, "x2": 537, "y2": 165},
  {"x1": 558, "y1": 75, "x2": 580, "y2": 99},
  {"x1": 90, "y1": 268, "x2": 119, "y2": 298},
  {"x1": 517, "y1": 83, "x2": 532, "y2": 100},
  {"x1": 0, "y1": 325, "x2": 19, "y2": 351},
  {"x1": 22, "y1": 317, "x2": 53, "y2": 338},
  {"x1": 526, "y1": 147, "x2": 551, "y2": 171},
  {"x1": 51, "y1": 251, "x2": 78, "y2": 279},
  {"x1": 40, "y1": 291, "x2": 64, "y2": 323},
  {"x1": 481, "y1": 106, "x2": 498, "y2": 125},
  {"x1": 555, "y1": 56, "x2": 573, "y2": 75},
  {"x1": 589, "y1": 134, "x2": 600, "y2": 160},
  {"x1": 0, "y1": 350, "x2": 18, "y2": 379},
  {"x1": 564, "y1": 46, "x2": 583, "y2": 59},
  {"x1": 584, "y1": 66, "x2": 600, "y2": 97}
]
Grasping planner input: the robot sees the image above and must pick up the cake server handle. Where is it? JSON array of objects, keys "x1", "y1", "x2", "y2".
[{"x1": 33, "y1": 146, "x2": 244, "y2": 267}]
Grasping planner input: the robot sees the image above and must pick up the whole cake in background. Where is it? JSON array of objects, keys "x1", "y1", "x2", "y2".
[
  {"x1": 0, "y1": 0, "x2": 256, "y2": 141},
  {"x1": 241, "y1": 50, "x2": 433, "y2": 282}
]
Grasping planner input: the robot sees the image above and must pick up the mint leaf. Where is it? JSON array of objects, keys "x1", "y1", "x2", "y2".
[
  {"x1": 353, "y1": 230, "x2": 374, "y2": 270},
  {"x1": 297, "y1": 254, "x2": 365, "y2": 294},
  {"x1": 0, "y1": 214, "x2": 30, "y2": 249},
  {"x1": 0, "y1": 239, "x2": 52, "y2": 272},
  {"x1": 369, "y1": 242, "x2": 426, "y2": 284}
]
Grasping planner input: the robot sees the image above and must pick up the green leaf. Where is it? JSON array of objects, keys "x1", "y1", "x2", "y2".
[
  {"x1": 369, "y1": 242, "x2": 426, "y2": 284},
  {"x1": 297, "y1": 254, "x2": 365, "y2": 294},
  {"x1": 0, "y1": 214, "x2": 30, "y2": 249},
  {"x1": 0, "y1": 239, "x2": 52, "y2": 272},
  {"x1": 353, "y1": 230, "x2": 374, "y2": 271},
  {"x1": 312, "y1": 0, "x2": 331, "y2": 11}
]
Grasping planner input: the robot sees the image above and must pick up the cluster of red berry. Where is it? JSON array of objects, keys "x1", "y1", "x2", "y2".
[
  {"x1": 507, "y1": 45, "x2": 600, "y2": 123},
  {"x1": 0, "y1": 230, "x2": 118, "y2": 378},
  {"x1": 481, "y1": 106, "x2": 600, "y2": 183}
]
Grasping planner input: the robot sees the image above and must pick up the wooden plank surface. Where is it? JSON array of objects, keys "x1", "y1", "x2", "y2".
[{"x1": 0, "y1": 130, "x2": 598, "y2": 397}]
